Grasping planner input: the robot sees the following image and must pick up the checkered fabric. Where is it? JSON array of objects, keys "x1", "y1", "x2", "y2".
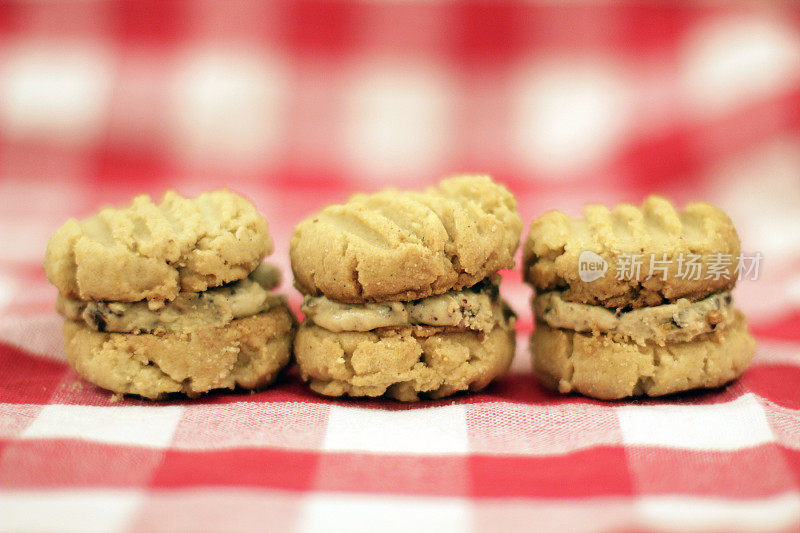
[{"x1": 2, "y1": 1, "x2": 800, "y2": 532}]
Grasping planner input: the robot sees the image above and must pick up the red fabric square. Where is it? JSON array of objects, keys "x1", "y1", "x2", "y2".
[{"x1": 469, "y1": 447, "x2": 634, "y2": 498}]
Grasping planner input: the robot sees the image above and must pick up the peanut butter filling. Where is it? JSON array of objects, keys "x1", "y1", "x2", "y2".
[
  {"x1": 534, "y1": 291, "x2": 733, "y2": 345},
  {"x1": 58, "y1": 263, "x2": 284, "y2": 334},
  {"x1": 302, "y1": 280, "x2": 503, "y2": 333}
]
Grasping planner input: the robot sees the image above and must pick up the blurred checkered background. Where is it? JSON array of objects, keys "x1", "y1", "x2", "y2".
[
  {"x1": 2, "y1": 1, "x2": 800, "y2": 327},
  {"x1": 2, "y1": 2, "x2": 800, "y2": 532}
]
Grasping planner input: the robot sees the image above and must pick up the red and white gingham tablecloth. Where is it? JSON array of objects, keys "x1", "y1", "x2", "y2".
[{"x1": 2, "y1": 1, "x2": 800, "y2": 532}]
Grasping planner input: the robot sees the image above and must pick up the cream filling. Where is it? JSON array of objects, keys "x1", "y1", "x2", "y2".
[
  {"x1": 302, "y1": 282, "x2": 502, "y2": 333},
  {"x1": 58, "y1": 263, "x2": 284, "y2": 334},
  {"x1": 534, "y1": 291, "x2": 733, "y2": 345}
]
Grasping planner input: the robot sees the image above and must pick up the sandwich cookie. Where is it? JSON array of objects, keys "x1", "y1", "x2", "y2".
[
  {"x1": 45, "y1": 190, "x2": 295, "y2": 399},
  {"x1": 524, "y1": 195, "x2": 755, "y2": 400},
  {"x1": 291, "y1": 176, "x2": 522, "y2": 401}
]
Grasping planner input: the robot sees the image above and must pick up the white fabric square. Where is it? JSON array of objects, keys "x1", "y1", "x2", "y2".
[
  {"x1": 0, "y1": 43, "x2": 112, "y2": 146},
  {"x1": 618, "y1": 393, "x2": 775, "y2": 451},
  {"x1": 0, "y1": 490, "x2": 142, "y2": 533},
  {"x1": 0, "y1": 272, "x2": 17, "y2": 309},
  {"x1": 343, "y1": 62, "x2": 451, "y2": 182},
  {"x1": 324, "y1": 404, "x2": 468, "y2": 455},
  {"x1": 172, "y1": 401, "x2": 329, "y2": 450},
  {"x1": 0, "y1": 404, "x2": 43, "y2": 438},
  {"x1": 467, "y1": 402, "x2": 622, "y2": 455},
  {"x1": 298, "y1": 493, "x2": 470, "y2": 533},
  {"x1": 0, "y1": 314, "x2": 65, "y2": 360},
  {"x1": 22, "y1": 404, "x2": 183, "y2": 448},
  {"x1": 636, "y1": 493, "x2": 800, "y2": 532},
  {"x1": 168, "y1": 48, "x2": 287, "y2": 168}
]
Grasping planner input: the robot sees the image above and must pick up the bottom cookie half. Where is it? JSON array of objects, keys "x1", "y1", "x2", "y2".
[
  {"x1": 294, "y1": 321, "x2": 516, "y2": 401},
  {"x1": 531, "y1": 309, "x2": 755, "y2": 400},
  {"x1": 64, "y1": 305, "x2": 296, "y2": 400}
]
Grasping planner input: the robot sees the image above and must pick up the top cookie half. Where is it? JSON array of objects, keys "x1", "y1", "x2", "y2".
[
  {"x1": 523, "y1": 195, "x2": 740, "y2": 308},
  {"x1": 290, "y1": 175, "x2": 522, "y2": 303},
  {"x1": 45, "y1": 190, "x2": 272, "y2": 303}
]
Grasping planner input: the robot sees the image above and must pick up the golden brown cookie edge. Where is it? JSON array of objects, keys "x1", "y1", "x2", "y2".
[
  {"x1": 530, "y1": 309, "x2": 755, "y2": 400},
  {"x1": 293, "y1": 318, "x2": 516, "y2": 401},
  {"x1": 63, "y1": 304, "x2": 296, "y2": 400}
]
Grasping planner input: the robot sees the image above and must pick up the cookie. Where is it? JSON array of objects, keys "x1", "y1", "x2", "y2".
[
  {"x1": 532, "y1": 309, "x2": 754, "y2": 400},
  {"x1": 58, "y1": 262, "x2": 284, "y2": 334},
  {"x1": 294, "y1": 314, "x2": 516, "y2": 401},
  {"x1": 290, "y1": 175, "x2": 522, "y2": 303},
  {"x1": 64, "y1": 305, "x2": 295, "y2": 400},
  {"x1": 523, "y1": 195, "x2": 740, "y2": 308},
  {"x1": 45, "y1": 188, "x2": 293, "y2": 400},
  {"x1": 45, "y1": 189, "x2": 272, "y2": 303},
  {"x1": 290, "y1": 175, "x2": 521, "y2": 400},
  {"x1": 525, "y1": 195, "x2": 755, "y2": 400}
]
